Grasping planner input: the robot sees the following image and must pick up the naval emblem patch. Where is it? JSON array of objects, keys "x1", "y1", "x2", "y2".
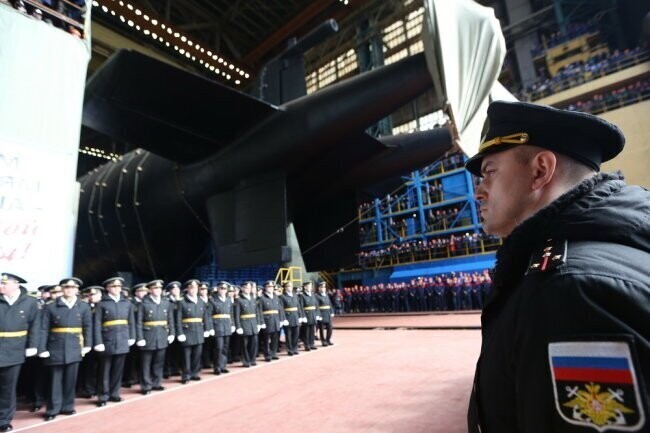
[{"x1": 549, "y1": 341, "x2": 646, "y2": 432}]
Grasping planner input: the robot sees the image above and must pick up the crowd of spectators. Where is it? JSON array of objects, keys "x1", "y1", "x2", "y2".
[
  {"x1": 518, "y1": 47, "x2": 648, "y2": 101},
  {"x1": 357, "y1": 232, "x2": 500, "y2": 267},
  {"x1": 337, "y1": 270, "x2": 493, "y2": 313},
  {"x1": 565, "y1": 79, "x2": 650, "y2": 114},
  {"x1": 530, "y1": 22, "x2": 599, "y2": 57},
  {"x1": 4, "y1": 0, "x2": 87, "y2": 38}
]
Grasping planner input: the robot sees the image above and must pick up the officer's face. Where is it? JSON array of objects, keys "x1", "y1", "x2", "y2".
[
  {"x1": 61, "y1": 284, "x2": 79, "y2": 298},
  {"x1": 474, "y1": 149, "x2": 534, "y2": 237},
  {"x1": 186, "y1": 282, "x2": 198, "y2": 297},
  {"x1": 91, "y1": 292, "x2": 102, "y2": 303},
  {"x1": 106, "y1": 283, "x2": 122, "y2": 296},
  {"x1": 0, "y1": 278, "x2": 19, "y2": 295},
  {"x1": 151, "y1": 286, "x2": 162, "y2": 297}
]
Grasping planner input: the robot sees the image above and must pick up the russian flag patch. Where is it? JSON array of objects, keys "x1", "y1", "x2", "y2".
[{"x1": 549, "y1": 341, "x2": 646, "y2": 432}]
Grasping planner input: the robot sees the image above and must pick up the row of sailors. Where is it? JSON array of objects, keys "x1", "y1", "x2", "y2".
[
  {"x1": 0, "y1": 273, "x2": 334, "y2": 432},
  {"x1": 341, "y1": 275, "x2": 494, "y2": 312}
]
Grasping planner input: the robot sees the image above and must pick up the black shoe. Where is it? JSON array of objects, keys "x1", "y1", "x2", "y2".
[
  {"x1": 221, "y1": 369, "x2": 229, "y2": 374},
  {"x1": 251, "y1": 362, "x2": 257, "y2": 366},
  {"x1": 108, "y1": 397, "x2": 123, "y2": 403},
  {"x1": 310, "y1": 346, "x2": 318, "y2": 350},
  {"x1": 190, "y1": 376, "x2": 201, "y2": 381},
  {"x1": 327, "y1": 341, "x2": 333, "y2": 345},
  {"x1": 152, "y1": 386, "x2": 165, "y2": 391},
  {"x1": 293, "y1": 350, "x2": 299, "y2": 355},
  {"x1": 304, "y1": 348, "x2": 311, "y2": 352},
  {"x1": 162, "y1": 374, "x2": 169, "y2": 379},
  {"x1": 181, "y1": 379, "x2": 189, "y2": 384},
  {"x1": 60, "y1": 410, "x2": 76, "y2": 415},
  {"x1": 272, "y1": 356, "x2": 279, "y2": 360},
  {"x1": 78, "y1": 393, "x2": 94, "y2": 399},
  {"x1": 142, "y1": 390, "x2": 151, "y2": 395},
  {"x1": 30, "y1": 405, "x2": 42, "y2": 412},
  {"x1": 242, "y1": 363, "x2": 250, "y2": 368},
  {"x1": 213, "y1": 370, "x2": 221, "y2": 375},
  {"x1": 264, "y1": 357, "x2": 271, "y2": 362},
  {"x1": 44, "y1": 415, "x2": 56, "y2": 421},
  {"x1": 322, "y1": 342, "x2": 329, "y2": 347},
  {"x1": 0, "y1": 425, "x2": 11, "y2": 432},
  {"x1": 97, "y1": 401, "x2": 106, "y2": 407},
  {"x1": 287, "y1": 352, "x2": 293, "y2": 356}
]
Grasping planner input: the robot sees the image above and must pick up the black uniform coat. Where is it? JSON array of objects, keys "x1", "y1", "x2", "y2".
[
  {"x1": 175, "y1": 296, "x2": 211, "y2": 347},
  {"x1": 136, "y1": 295, "x2": 175, "y2": 350},
  {"x1": 300, "y1": 292, "x2": 318, "y2": 325},
  {"x1": 0, "y1": 292, "x2": 40, "y2": 367},
  {"x1": 209, "y1": 296, "x2": 234, "y2": 338},
  {"x1": 258, "y1": 293, "x2": 285, "y2": 333},
  {"x1": 39, "y1": 297, "x2": 92, "y2": 365},
  {"x1": 315, "y1": 293, "x2": 333, "y2": 323},
  {"x1": 468, "y1": 173, "x2": 650, "y2": 433},
  {"x1": 234, "y1": 295, "x2": 260, "y2": 336},
  {"x1": 93, "y1": 295, "x2": 136, "y2": 355},
  {"x1": 280, "y1": 293, "x2": 303, "y2": 327}
]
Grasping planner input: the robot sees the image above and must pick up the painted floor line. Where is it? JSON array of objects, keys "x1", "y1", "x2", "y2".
[{"x1": 13, "y1": 344, "x2": 339, "y2": 433}]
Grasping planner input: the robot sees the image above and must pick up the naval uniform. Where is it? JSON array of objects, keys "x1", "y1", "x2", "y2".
[
  {"x1": 280, "y1": 293, "x2": 303, "y2": 355},
  {"x1": 136, "y1": 295, "x2": 175, "y2": 392},
  {"x1": 0, "y1": 291, "x2": 40, "y2": 427},
  {"x1": 39, "y1": 296, "x2": 92, "y2": 416},
  {"x1": 315, "y1": 292, "x2": 334, "y2": 346},
  {"x1": 258, "y1": 293, "x2": 285, "y2": 361},
  {"x1": 175, "y1": 295, "x2": 211, "y2": 381},
  {"x1": 93, "y1": 294, "x2": 136, "y2": 404},
  {"x1": 300, "y1": 292, "x2": 318, "y2": 350},
  {"x1": 208, "y1": 295, "x2": 234, "y2": 373},
  {"x1": 234, "y1": 295, "x2": 261, "y2": 367}
]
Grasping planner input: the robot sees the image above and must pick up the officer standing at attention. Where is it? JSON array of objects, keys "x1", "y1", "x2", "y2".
[
  {"x1": 299, "y1": 281, "x2": 319, "y2": 351},
  {"x1": 123, "y1": 283, "x2": 147, "y2": 388},
  {"x1": 280, "y1": 281, "x2": 303, "y2": 356},
  {"x1": 0, "y1": 273, "x2": 40, "y2": 433},
  {"x1": 234, "y1": 282, "x2": 261, "y2": 368},
  {"x1": 175, "y1": 280, "x2": 212, "y2": 384},
  {"x1": 163, "y1": 281, "x2": 182, "y2": 378},
  {"x1": 198, "y1": 282, "x2": 214, "y2": 370},
  {"x1": 77, "y1": 285, "x2": 102, "y2": 399},
  {"x1": 136, "y1": 280, "x2": 175, "y2": 394},
  {"x1": 39, "y1": 278, "x2": 92, "y2": 421},
  {"x1": 93, "y1": 277, "x2": 136, "y2": 407},
  {"x1": 465, "y1": 101, "x2": 649, "y2": 433},
  {"x1": 209, "y1": 282, "x2": 234, "y2": 375},
  {"x1": 315, "y1": 281, "x2": 334, "y2": 346},
  {"x1": 258, "y1": 280, "x2": 287, "y2": 362}
]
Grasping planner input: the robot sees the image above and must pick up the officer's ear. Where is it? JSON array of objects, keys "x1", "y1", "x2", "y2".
[{"x1": 529, "y1": 150, "x2": 557, "y2": 191}]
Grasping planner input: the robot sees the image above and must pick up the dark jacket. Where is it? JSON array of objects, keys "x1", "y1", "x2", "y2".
[
  {"x1": 175, "y1": 295, "x2": 211, "y2": 347},
  {"x1": 209, "y1": 296, "x2": 234, "y2": 337},
  {"x1": 280, "y1": 293, "x2": 303, "y2": 327},
  {"x1": 136, "y1": 295, "x2": 175, "y2": 350},
  {"x1": 93, "y1": 295, "x2": 136, "y2": 355},
  {"x1": 40, "y1": 297, "x2": 92, "y2": 365},
  {"x1": 315, "y1": 293, "x2": 333, "y2": 323},
  {"x1": 300, "y1": 292, "x2": 318, "y2": 325},
  {"x1": 468, "y1": 173, "x2": 650, "y2": 433},
  {"x1": 234, "y1": 295, "x2": 260, "y2": 336},
  {"x1": 258, "y1": 293, "x2": 285, "y2": 333},
  {"x1": 0, "y1": 292, "x2": 40, "y2": 367}
]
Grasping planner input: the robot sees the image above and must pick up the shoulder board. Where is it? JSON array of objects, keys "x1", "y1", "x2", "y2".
[{"x1": 526, "y1": 238, "x2": 567, "y2": 275}]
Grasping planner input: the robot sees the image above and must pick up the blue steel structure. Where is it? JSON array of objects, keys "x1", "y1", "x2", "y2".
[{"x1": 337, "y1": 153, "x2": 497, "y2": 287}]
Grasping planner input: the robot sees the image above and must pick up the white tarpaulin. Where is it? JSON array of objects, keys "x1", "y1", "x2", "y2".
[
  {"x1": 422, "y1": 0, "x2": 507, "y2": 157},
  {"x1": 0, "y1": 4, "x2": 90, "y2": 289}
]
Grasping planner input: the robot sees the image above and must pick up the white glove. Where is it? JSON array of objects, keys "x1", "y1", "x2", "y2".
[
  {"x1": 299, "y1": 317, "x2": 307, "y2": 323},
  {"x1": 261, "y1": 323, "x2": 266, "y2": 329},
  {"x1": 231, "y1": 326, "x2": 236, "y2": 333},
  {"x1": 25, "y1": 347, "x2": 38, "y2": 357},
  {"x1": 38, "y1": 351, "x2": 50, "y2": 358},
  {"x1": 236, "y1": 328, "x2": 243, "y2": 335},
  {"x1": 331, "y1": 313, "x2": 335, "y2": 318},
  {"x1": 209, "y1": 329, "x2": 215, "y2": 336},
  {"x1": 81, "y1": 347, "x2": 91, "y2": 356},
  {"x1": 203, "y1": 331, "x2": 210, "y2": 338},
  {"x1": 167, "y1": 335, "x2": 175, "y2": 344},
  {"x1": 136, "y1": 339, "x2": 146, "y2": 347},
  {"x1": 283, "y1": 320, "x2": 289, "y2": 326},
  {"x1": 316, "y1": 316, "x2": 322, "y2": 321},
  {"x1": 94, "y1": 344, "x2": 105, "y2": 352},
  {"x1": 177, "y1": 334, "x2": 187, "y2": 342},
  {"x1": 128, "y1": 339, "x2": 135, "y2": 346},
  {"x1": 256, "y1": 325, "x2": 262, "y2": 332}
]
